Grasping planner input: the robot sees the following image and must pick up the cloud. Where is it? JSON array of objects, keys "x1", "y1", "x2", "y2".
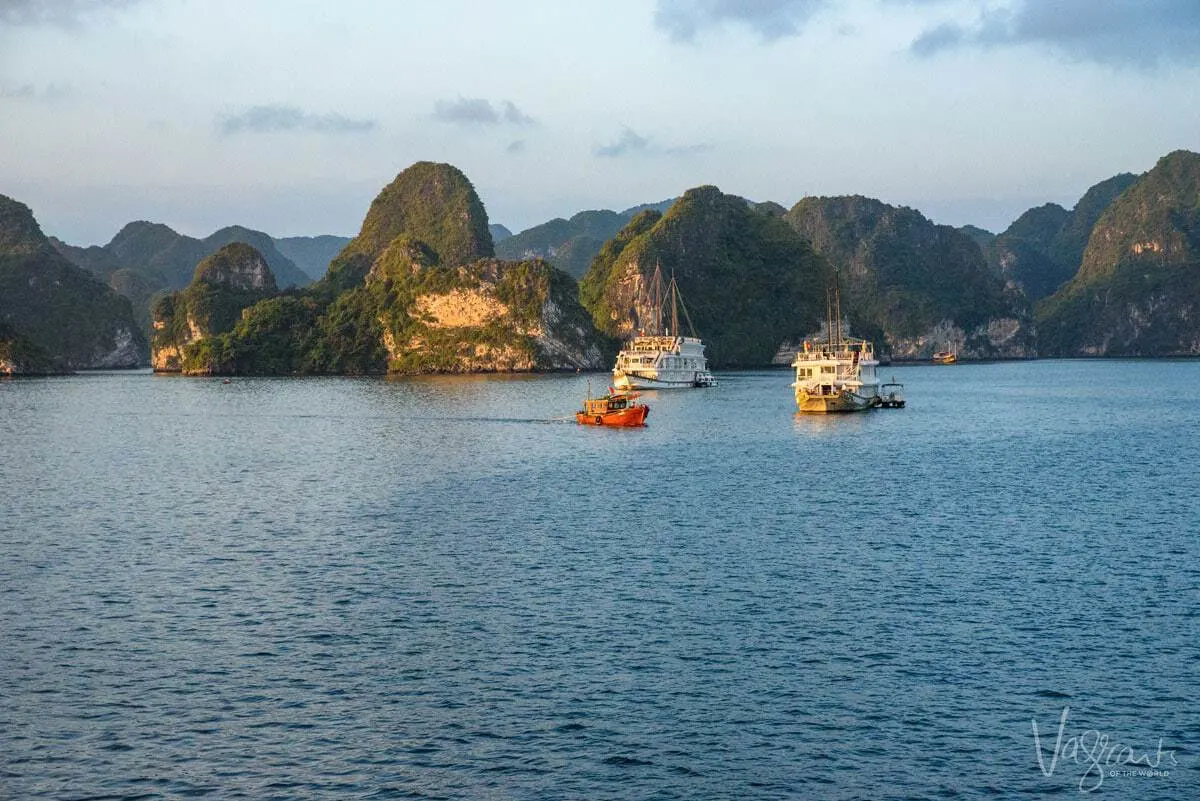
[
  {"x1": 501, "y1": 101, "x2": 534, "y2": 126},
  {"x1": 910, "y1": 0, "x2": 1200, "y2": 69},
  {"x1": 596, "y1": 128, "x2": 651, "y2": 157},
  {"x1": 595, "y1": 127, "x2": 709, "y2": 158},
  {"x1": 0, "y1": 81, "x2": 71, "y2": 100},
  {"x1": 506, "y1": 140, "x2": 526, "y2": 154},
  {"x1": 433, "y1": 97, "x2": 535, "y2": 127},
  {"x1": 0, "y1": 0, "x2": 142, "y2": 28},
  {"x1": 654, "y1": 0, "x2": 826, "y2": 43},
  {"x1": 219, "y1": 105, "x2": 377, "y2": 135}
]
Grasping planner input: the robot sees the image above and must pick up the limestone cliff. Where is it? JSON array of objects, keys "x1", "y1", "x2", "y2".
[
  {"x1": 373, "y1": 257, "x2": 605, "y2": 373},
  {"x1": 0, "y1": 322, "x2": 61, "y2": 375},
  {"x1": 325, "y1": 161, "x2": 494, "y2": 291},
  {"x1": 151, "y1": 243, "x2": 279, "y2": 373},
  {"x1": 784, "y1": 195, "x2": 1035, "y2": 360},
  {"x1": 1038, "y1": 151, "x2": 1200, "y2": 356},
  {"x1": 580, "y1": 187, "x2": 830, "y2": 367},
  {"x1": 168, "y1": 162, "x2": 608, "y2": 375}
]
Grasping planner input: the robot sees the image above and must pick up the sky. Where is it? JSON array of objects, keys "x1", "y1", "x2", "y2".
[{"x1": 2, "y1": 0, "x2": 1199, "y2": 246}]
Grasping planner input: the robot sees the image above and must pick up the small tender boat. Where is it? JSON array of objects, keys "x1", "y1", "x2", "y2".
[
  {"x1": 879, "y1": 380, "x2": 906, "y2": 408},
  {"x1": 576, "y1": 388, "x2": 649, "y2": 427}
]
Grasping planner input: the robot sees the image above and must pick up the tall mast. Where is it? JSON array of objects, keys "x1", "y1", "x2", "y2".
[
  {"x1": 834, "y1": 270, "x2": 843, "y2": 346},
  {"x1": 825, "y1": 285, "x2": 833, "y2": 346},
  {"x1": 669, "y1": 273, "x2": 680, "y2": 338},
  {"x1": 651, "y1": 262, "x2": 664, "y2": 336}
]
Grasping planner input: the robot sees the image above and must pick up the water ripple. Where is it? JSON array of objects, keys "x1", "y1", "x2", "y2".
[{"x1": 1, "y1": 365, "x2": 1197, "y2": 799}]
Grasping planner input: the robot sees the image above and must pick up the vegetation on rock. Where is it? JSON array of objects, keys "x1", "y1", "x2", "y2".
[
  {"x1": 1038, "y1": 151, "x2": 1200, "y2": 356},
  {"x1": 150, "y1": 244, "x2": 281, "y2": 372},
  {"x1": 160, "y1": 162, "x2": 606, "y2": 375},
  {"x1": 0, "y1": 321, "x2": 58, "y2": 374},
  {"x1": 0, "y1": 194, "x2": 145, "y2": 370},
  {"x1": 329, "y1": 162, "x2": 493, "y2": 280},
  {"x1": 784, "y1": 195, "x2": 1033, "y2": 358},
  {"x1": 985, "y1": 173, "x2": 1138, "y2": 302},
  {"x1": 580, "y1": 187, "x2": 831, "y2": 366}
]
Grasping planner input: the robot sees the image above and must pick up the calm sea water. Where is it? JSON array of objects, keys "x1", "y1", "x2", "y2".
[{"x1": 2, "y1": 362, "x2": 1196, "y2": 800}]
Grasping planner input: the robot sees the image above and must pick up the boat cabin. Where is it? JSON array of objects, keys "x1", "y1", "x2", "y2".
[{"x1": 582, "y1": 394, "x2": 630, "y2": 416}]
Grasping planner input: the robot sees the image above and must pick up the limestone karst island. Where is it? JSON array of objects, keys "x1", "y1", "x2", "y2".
[{"x1": 3, "y1": 151, "x2": 1200, "y2": 376}]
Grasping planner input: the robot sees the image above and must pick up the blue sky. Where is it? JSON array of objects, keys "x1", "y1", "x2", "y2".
[{"x1": 2, "y1": 0, "x2": 1199, "y2": 245}]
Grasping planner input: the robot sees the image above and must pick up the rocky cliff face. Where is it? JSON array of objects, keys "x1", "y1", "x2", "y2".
[
  {"x1": 151, "y1": 244, "x2": 279, "y2": 373},
  {"x1": 192, "y1": 242, "x2": 278, "y2": 293},
  {"x1": 166, "y1": 163, "x2": 607, "y2": 375},
  {"x1": 580, "y1": 187, "x2": 831, "y2": 367},
  {"x1": 345, "y1": 164, "x2": 607, "y2": 373},
  {"x1": 785, "y1": 195, "x2": 1035, "y2": 359},
  {"x1": 1039, "y1": 151, "x2": 1200, "y2": 356},
  {"x1": 0, "y1": 195, "x2": 145, "y2": 371},
  {"x1": 373, "y1": 257, "x2": 605, "y2": 373}
]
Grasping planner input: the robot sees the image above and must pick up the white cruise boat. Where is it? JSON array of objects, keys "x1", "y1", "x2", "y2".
[
  {"x1": 791, "y1": 280, "x2": 883, "y2": 413},
  {"x1": 612, "y1": 267, "x2": 716, "y2": 390}
]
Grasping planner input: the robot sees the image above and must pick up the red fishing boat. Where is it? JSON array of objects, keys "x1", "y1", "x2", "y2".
[{"x1": 576, "y1": 387, "x2": 649, "y2": 427}]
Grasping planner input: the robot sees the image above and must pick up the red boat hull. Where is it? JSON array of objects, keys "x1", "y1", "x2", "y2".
[{"x1": 575, "y1": 405, "x2": 649, "y2": 427}]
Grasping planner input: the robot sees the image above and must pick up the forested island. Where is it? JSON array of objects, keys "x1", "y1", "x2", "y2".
[{"x1": 3, "y1": 149, "x2": 1198, "y2": 376}]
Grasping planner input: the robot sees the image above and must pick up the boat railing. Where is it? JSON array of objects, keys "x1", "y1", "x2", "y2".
[
  {"x1": 626, "y1": 336, "x2": 680, "y2": 353},
  {"x1": 795, "y1": 339, "x2": 874, "y2": 360}
]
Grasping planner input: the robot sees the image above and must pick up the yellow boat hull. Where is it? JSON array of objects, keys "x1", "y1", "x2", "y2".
[{"x1": 795, "y1": 390, "x2": 877, "y2": 414}]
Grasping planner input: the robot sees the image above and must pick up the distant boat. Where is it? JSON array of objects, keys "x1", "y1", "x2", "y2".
[
  {"x1": 791, "y1": 277, "x2": 891, "y2": 414},
  {"x1": 576, "y1": 387, "x2": 649, "y2": 427},
  {"x1": 612, "y1": 264, "x2": 716, "y2": 390},
  {"x1": 932, "y1": 346, "x2": 958, "y2": 364}
]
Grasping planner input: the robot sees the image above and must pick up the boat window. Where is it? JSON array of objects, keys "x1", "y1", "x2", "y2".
[{"x1": 821, "y1": 366, "x2": 835, "y2": 374}]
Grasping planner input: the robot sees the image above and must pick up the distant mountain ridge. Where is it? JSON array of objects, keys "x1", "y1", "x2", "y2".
[
  {"x1": 985, "y1": 173, "x2": 1138, "y2": 302},
  {"x1": 51, "y1": 222, "x2": 322, "y2": 346},
  {"x1": 496, "y1": 200, "x2": 676, "y2": 278},
  {"x1": 274, "y1": 235, "x2": 351, "y2": 280},
  {"x1": 21, "y1": 148, "x2": 1200, "y2": 369}
]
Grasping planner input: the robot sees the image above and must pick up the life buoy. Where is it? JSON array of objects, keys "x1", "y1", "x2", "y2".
[{"x1": 594, "y1": 415, "x2": 603, "y2": 425}]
